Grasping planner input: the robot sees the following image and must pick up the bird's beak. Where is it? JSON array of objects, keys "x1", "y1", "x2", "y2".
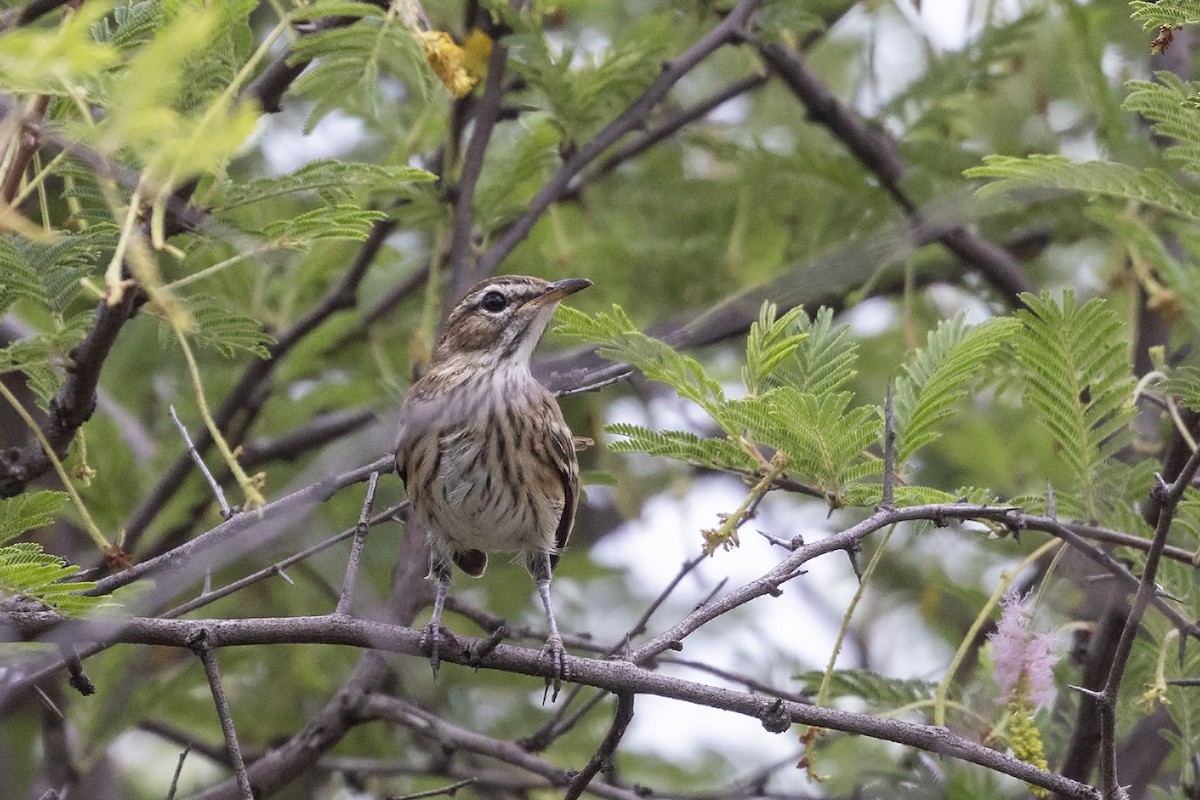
[{"x1": 525, "y1": 278, "x2": 592, "y2": 308}]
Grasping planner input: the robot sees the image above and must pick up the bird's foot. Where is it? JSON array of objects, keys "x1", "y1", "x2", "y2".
[
  {"x1": 539, "y1": 633, "x2": 570, "y2": 703},
  {"x1": 419, "y1": 622, "x2": 458, "y2": 680}
]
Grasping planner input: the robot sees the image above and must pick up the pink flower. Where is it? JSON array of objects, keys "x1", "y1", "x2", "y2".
[{"x1": 989, "y1": 591, "x2": 1058, "y2": 707}]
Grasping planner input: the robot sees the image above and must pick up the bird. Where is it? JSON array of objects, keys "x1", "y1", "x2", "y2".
[{"x1": 394, "y1": 274, "x2": 591, "y2": 700}]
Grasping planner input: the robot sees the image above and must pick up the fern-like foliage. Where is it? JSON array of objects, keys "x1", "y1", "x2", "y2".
[
  {"x1": 165, "y1": 294, "x2": 274, "y2": 359},
  {"x1": 605, "y1": 424, "x2": 758, "y2": 472},
  {"x1": 966, "y1": 155, "x2": 1200, "y2": 221},
  {"x1": 894, "y1": 314, "x2": 1020, "y2": 465},
  {"x1": 507, "y1": 15, "x2": 670, "y2": 145},
  {"x1": 1129, "y1": 0, "x2": 1200, "y2": 29},
  {"x1": 216, "y1": 159, "x2": 435, "y2": 210},
  {"x1": 0, "y1": 227, "x2": 118, "y2": 314},
  {"x1": 556, "y1": 305, "x2": 727, "y2": 413},
  {"x1": 768, "y1": 306, "x2": 859, "y2": 395},
  {"x1": 0, "y1": 315, "x2": 92, "y2": 407},
  {"x1": 260, "y1": 205, "x2": 389, "y2": 245},
  {"x1": 557, "y1": 302, "x2": 881, "y2": 505},
  {"x1": 1123, "y1": 73, "x2": 1200, "y2": 173},
  {"x1": 743, "y1": 304, "x2": 808, "y2": 396},
  {"x1": 1158, "y1": 366, "x2": 1200, "y2": 414},
  {"x1": 288, "y1": 7, "x2": 430, "y2": 133},
  {"x1": 795, "y1": 668, "x2": 938, "y2": 711},
  {"x1": 0, "y1": 492, "x2": 109, "y2": 616},
  {"x1": 1012, "y1": 292, "x2": 1134, "y2": 520}
]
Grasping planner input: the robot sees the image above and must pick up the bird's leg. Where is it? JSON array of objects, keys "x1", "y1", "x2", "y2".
[
  {"x1": 420, "y1": 559, "x2": 453, "y2": 679},
  {"x1": 532, "y1": 552, "x2": 569, "y2": 702}
]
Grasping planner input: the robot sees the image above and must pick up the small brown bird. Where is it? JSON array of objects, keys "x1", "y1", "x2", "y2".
[{"x1": 394, "y1": 274, "x2": 591, "y2": 698}]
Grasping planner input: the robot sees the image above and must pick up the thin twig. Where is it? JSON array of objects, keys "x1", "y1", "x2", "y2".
[
  {"x1": 358, "y1": 694, "x2": 647, "y2": 800},
  {"x1": 169, "y1": 404, "x2": 232, "y2": 519},
  {"x1": 472, "y1": 0, "x2": 762, "y2": 280},
  {"x1": 589, "y1": 73, "x2": 769, "y2": 182},
  {"x1": 188, "y1": 629, "x2": 253, "y2": 800},
  {"x1": 387, "y1": 777, "x2": 476, "y2": 800},
  {"x1": 165, "y1": 746, "x2": 191, "y2": 800},
  {"x1": 563, "y1": 693, "x2": 635, "y2": 800},
  {"x1": 335, "y1": 471, "x2": 380, "y2": 616},
  {"x1": 881, "y1": 382, "x2": 895, "y2": 510}
]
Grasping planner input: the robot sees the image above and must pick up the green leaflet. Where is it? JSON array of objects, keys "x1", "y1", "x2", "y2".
[
  {"x1": 0, "y1": 492, "x2": 109, "y2": 616},
  {"x1": 966, "y1": 155, "x2": 1200, "y2": 221},
  {"x1": 216, "y1": 160, "x2": 435, "y2": 211},
  {"x1": 557, "y1": 302, "x2": 880, "y2": 505},
  {"x1": 1129, "y1": 0, "x2": 1200, "y2": 30},
  {"x1": 161, "y1": 294, "x2": 275, "y2": 359},
  {"x1": 795, "y1": 668, "x2": 939, "y2": 712},
  {"x1": 1013, "y1": 291, "x2": 1134, "y2": 521},
  {"x1": 1124, "y1": 72, "x2": 1200, "y2": 174},
  {"x1": 894, "y1": 314, "x2": 1020, "y2": 465},
  {"x1": 0, "y1": 227, "x2": 118, "y2": 314}
]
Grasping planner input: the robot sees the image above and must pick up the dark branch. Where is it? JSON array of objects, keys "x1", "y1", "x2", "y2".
[
  {"x1": 755, "y1": 40, "x2": 1037, "y2": 301},
  {"x1": 472, "y1": 0, "x2": 763, "y2": 280}
]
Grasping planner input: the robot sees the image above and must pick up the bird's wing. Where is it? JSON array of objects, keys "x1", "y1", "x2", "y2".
[{"x1": 548, "y1": 418, "x2": 579, "y2": 557}]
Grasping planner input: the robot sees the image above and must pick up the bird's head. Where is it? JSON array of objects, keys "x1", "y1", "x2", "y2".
[{"x1": 432, "y1": 275, "x2": 592, "y2": 368}]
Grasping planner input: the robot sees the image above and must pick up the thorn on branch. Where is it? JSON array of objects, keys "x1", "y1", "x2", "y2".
[
  {"x1": 757, "y1": 529, "x2": 803, "y2": 550},
  {"x1": 466, "y1": 624, "x2": 507, "y2": 667},
  {"x1": 1067, "y1": 683, "x2": 1106, "y2": 703},
  {"x1": 170, "y1": 405, "x2": 233, "y2": 520},
  {"x1": 846, "y1": 540, "x2": 864, "y2": 581}
]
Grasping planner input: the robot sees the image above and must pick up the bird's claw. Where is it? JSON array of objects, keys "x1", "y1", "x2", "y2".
[
  {"x1": 539, "y1": 634, "x2": 570, "y2": 703},
  {"x1": 419, "y1": 622, "x2": 456, "y2": 680}
]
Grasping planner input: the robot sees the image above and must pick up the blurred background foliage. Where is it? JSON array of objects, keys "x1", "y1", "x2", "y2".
[{"x1": 2, "y1": 0, "x2": 1200, "y2": 798}]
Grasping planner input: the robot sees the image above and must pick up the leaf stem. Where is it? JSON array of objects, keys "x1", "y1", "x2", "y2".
[
  {"x1": 176, "y1": 331, "x2": 265, "y2": 511},
  {"x1": 0, "y1": 380, "x2": 110, "y2": 551}
]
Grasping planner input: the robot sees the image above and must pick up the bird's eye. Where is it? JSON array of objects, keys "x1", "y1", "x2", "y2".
[{"x1": 481, "y1": 291, "x2": 507, "y2": 313}]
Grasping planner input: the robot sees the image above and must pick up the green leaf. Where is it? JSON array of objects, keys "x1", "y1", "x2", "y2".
[
  {"x1": 772, "y1": 307, "x2": 859, "y2": 396},
  {"x1": 1129, "y1": 0, "x2": 1200, "y2": 30},
  {"x1": 288, "y1": 13, "x2": 429, "y2": 133},
  {"x1": 795, "y1": 669, "x2": 938, "y2": 711},
  {"x1": 966, "y1": 155, "x2": 1200, "y2": 221},
  {"x1": 604, "y1": 424, "x2": 758, "y2": 472},
  {"x1": 261, "y1": 205, "x2": 389, "y2": 244},
  {"x1": 0, "y1": 492, "x2": 108, "y2": 616},
  {"x1": 894, "y1": 315, "x2": 1020, "y2": 464},
  {"x1": 217, "y1": 160, "x2": 435, "y2": 210},
  {"x1": 0, "y1": 492, "x2": 68, "y2": 546},
  {"x1": 1013, "y1": 291, "x2": 1134, "y2": 519},
  {"x1": 1123, "y1": 73, "x2": 1200, "y2": 174},
  {"x1": 0, "y1": 227, "x2": 118, "y2": 314},
  {"x1": 556, "y1": 304, "x2": 726, "y2": 412},
  {"x1": 175, "y1": 294, "x2": 274, "y2": 358},
  {"x1": 742, "y1": 302, "x2": 808, "y2": 396},
  {"x1": 0, "y1": 3, "x2": 119, "y2": 94},
  {"x1": 1159, "y1": 366, "x2": 1200, "y2": 414}
]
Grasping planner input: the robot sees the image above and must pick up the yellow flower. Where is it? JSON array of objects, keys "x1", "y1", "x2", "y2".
[
  {"x1": 462, "y1": 28, "x2": 492, "y2": 80},
  {"x1": 419, "y1": 30, "x2": 478, "y2": 98},
  {"x1": 1004, "y1": 691, "x2": 1049, "y2": 798}
]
